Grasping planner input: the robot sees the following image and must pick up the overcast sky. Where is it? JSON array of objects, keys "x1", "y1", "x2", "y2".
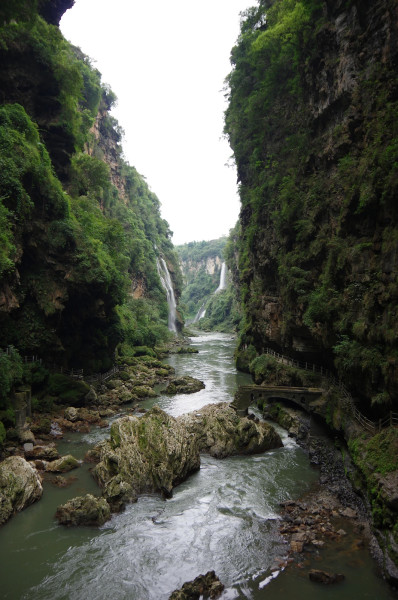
[{"x1": 60, "y1": 0, "x2": 254, "y2": 245}]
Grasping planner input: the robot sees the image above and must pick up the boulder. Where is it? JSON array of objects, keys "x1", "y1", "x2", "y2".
[
  {"x1": 164, "y1": 376, "x2": 205, "y2": 395},
  {"x1": 131, "y1": 385, "x2": 157, "y2": 398},
  {"x1": 45, "y1": 454, "x2": 80, "y2": 473},
  {"x1": 169, "y1": 571, "x2": 224, "y2": 599},
  {"x1": 85, "y1": 386, "x2": 97, "y2": 403},
  {"x1": 0, "y1": 456, "x2": 43, "y2": 525},
  {"x1": 178, "y1": 403, "x2": 283, "y2": 458},
  {"x1": 18, "y1": 427, "x2": 35, "y2": 444},
  {"x1": 93, "y1": 406, "x2": 200, "y2": 511},
  {"x1": 55, "y1": 493, "x2": 111, "y2": 526},
  {"x1": 24, "y1": 444, "x2": 60, "y2": 461},
  {"x1": 309, "y1": 569, "x2": 345, "y2": 584},
  {"x1": 64, "y1": 407, "x2": 79, "y2": 422}
]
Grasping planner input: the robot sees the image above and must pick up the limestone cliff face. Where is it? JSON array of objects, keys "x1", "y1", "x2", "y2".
[
  {"x1": 0, "y1": 2, "x2": 182, "y2": 369},
  {"x1": 86, "y1": 101, "x2": 129, "y2": 205},
  {"x1": 225, "y1": 0, "x2": 398, "y2": 408},
  {"x1": 180, "y1": 255, "x2": 223, "y2": 278}
]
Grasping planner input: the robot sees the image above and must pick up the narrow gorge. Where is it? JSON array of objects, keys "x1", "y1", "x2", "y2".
[{"x1": 0, "y1": 0, "x2": 398, "y2": 598}]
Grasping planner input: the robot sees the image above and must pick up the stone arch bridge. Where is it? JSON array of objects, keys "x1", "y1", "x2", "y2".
[{"x1": 231, "y1": 385, "x2": 324, "y2": 417}]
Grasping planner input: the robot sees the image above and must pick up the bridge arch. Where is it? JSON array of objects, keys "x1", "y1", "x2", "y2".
[{"x1": 231, "y1": 385, "x2": 324, "y2": 416}]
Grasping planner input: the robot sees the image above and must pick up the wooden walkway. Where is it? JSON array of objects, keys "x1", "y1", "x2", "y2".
[{"x1": 232, "y1": 347, "x2": 398, "y2": 434}]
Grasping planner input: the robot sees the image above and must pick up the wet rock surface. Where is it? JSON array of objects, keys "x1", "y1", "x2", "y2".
[
  {"x1": 168, "y1": 571, "x2": 224, "y2": 599},
  {"x1": 92, "y1": 403, "x2": 282, "y2": 514},
  {"x1": 45, "y1": 454, "x2": 80, "y2": 473},
  {"x1": 93, "y1": 406, "x2": 201, "y2": 511},
  {"x1": 0, "y1": 456, "x2": 43, "y2": 525},
  {"x1": 179, "y1": 402, "x2": 283, "y2": 458},
  {"x1": 55, "y1": 493, "x2": 111, "y2": 527}
]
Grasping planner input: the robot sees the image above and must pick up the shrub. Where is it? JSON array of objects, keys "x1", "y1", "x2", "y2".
[
  {"x1": 31, "y1": 395, "x2": 55, "y2": 413},
  {"x1": 47, "y1": 374, "x2": 90, "y2": 406},
  {"x1": 0, "y1": 421, "x2": 5, "y2": 446},
  {"x1": 118, "y1": 371, "x2": 130, "y2": 381}
]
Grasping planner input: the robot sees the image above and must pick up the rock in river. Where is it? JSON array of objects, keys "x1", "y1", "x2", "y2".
[
  {"x1": 309, "y1": 569, "x2": 345, "y2": 584},
  {"x1": 0, "y1": 456, "x2": 43, "y2": 525},
  {"x1": 56, "y1": 494, "x2": 111, "y2": 527},
  {"x1": 164, "y1": 376, "x2": 205, "y2": 395},
  {"x1": 178, "y1": 403, "x2": 283, "y2": 458},
  {"x1": 45, "y1": 454, "x2": 80, "y2": 473},
  {"x1": 169, "y1": 570, "x2": 224, "y2": 599},
  {"x1": 93, "y1": 406, "x2": 201, "y2": 511}
]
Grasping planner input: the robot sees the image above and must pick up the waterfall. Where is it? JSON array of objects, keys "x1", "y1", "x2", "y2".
[
  {"x1": 156, "y1": 257, "x2": 178, "y2": 332},
  {"x1": 193, "y1": 301, "x2": 207, "y2": 324},
  {"x1": 215, "y1": 262, "x2": 227, "y2": 292}
]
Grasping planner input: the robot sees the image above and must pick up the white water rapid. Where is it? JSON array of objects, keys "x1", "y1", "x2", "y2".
[{"x1": 156, "y1": 257, "x2": 178, "y2": 332}]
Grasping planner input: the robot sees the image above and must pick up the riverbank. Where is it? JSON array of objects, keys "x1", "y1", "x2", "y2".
[
  {"x1": 0, "y1": 333, "x2": 396, "y2": 599},
  {"x1": 264, "y1": 403, "x2": 398, "y2": 592}
]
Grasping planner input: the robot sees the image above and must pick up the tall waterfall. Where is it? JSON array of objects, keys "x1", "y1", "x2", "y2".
[
  {"x1": 156, "y1": 257, "x2": 178, "y2": 332},
  {"x1": 215, "y1": 262, "x2": 227, "y2": 292}
]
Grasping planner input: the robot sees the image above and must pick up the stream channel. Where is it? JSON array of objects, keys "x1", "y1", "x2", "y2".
[{"x1": 0, "y1": 332, "x2": 396, "y2": 599}]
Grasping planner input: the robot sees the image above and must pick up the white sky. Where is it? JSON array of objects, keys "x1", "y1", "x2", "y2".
[{"x1": 60, "y1": 0, "x2": 254, "y2": 245}]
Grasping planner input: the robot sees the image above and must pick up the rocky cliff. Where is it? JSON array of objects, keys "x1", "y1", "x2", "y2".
[
  {"x1": 0, "y1": 0, "x2": 182, "y2": 378},
  {"x1": 225, "y1": 0, "x2": 398, "y2": 412}
]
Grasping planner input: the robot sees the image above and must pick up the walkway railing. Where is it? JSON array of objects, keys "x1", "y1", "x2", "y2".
[
  {"x1": 1, "y1": 346, "x2": 119, "y2": 384},
  {"x1": 264, "y1": 347, "x2": 397, "y2": 434}
]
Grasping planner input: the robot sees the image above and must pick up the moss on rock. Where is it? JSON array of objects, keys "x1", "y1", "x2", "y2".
[
  {"x1": 55, "y1": 493, "x2": 111, "y2": 527},
  {"x1": 93, "y1": 406, "x2": 201, "y2": 511},
  {"x1": 164, "y1": 376, "x2": 205, "y2": 395},
  {"x1": 178, "y1": 402, "x2": 283, "y2": 459},
  {"x1": 0, "y1": 456, "x2": 42, "y2": 525}
]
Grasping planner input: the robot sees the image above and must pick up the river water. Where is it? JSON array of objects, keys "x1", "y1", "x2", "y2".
[{"x1": 0, "y1": 332, "x2": 395, "y2": 599}]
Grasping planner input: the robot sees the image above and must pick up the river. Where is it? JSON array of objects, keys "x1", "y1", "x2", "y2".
[{"x1": 0, "y1": 332, "x2": 395, "y2": 599}]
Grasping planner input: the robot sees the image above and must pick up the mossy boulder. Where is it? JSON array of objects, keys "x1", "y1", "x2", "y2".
[
  {"x1": 173, "y1": 347, "x2": 199, "y2": 354},
  {"x1": 0, "y1": 456, "x2": 43, "y2": 525},
  {"x1": 45, "y1": 454, "x2": 80, "y2": 473},
  {"x1": 93, "y1": 406, "x2": 200, "y2": 511},
  {"x1": 164, "y1": 376, "x2": 205, "y2": 395},
  {"x1": 132, "y1": 346, "x2": 156, "y2": 357},
  {"x1": 131, "y1": 385, "x2": 157, "y2": 398},
  {"x1": 264, "y1": 403, "x2": 310, "y2": 441},
  {"x1": 30, "y1": 416, "x2": 52, "y2": 435},
  {"x1": 55, "y1": 493, "x2": 111, "y2": 527},
  {"x1": 178, "y1": 403, "x2": 283, "y2": 459}
]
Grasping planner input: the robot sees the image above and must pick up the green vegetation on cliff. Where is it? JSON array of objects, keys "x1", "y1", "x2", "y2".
[
  {"x1": 225, "y1": 0, "x2": 398, "y2": 411},
  {"x1": 0, "y1": 2, "x2": 182, "y2": 385},
  {"x1": 176, "y1": 238, "x2": 227, "y2": 319}
]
